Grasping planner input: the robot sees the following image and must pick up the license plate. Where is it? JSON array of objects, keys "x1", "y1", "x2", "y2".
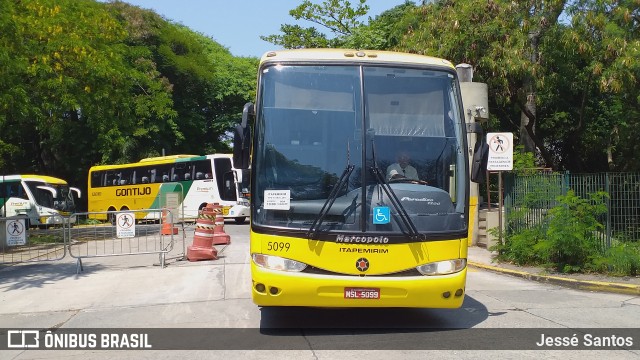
[
  {"x1": 222, "y1": 207, "x2": 230, "y2": 215},
  {"x1": 344, "y1": 287, "x2": 380, "y2": 299}
]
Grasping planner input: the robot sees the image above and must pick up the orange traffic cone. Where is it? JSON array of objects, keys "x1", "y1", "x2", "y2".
[
  {"x1": 187, "y1": 204, "x2": 218, "y2": 261},
  {"x1": 210, "y1": 203, "x2": 231, "y2": 246},
  {"x1": 161, "y1": 208, "x2": 178, "y2": 235}
]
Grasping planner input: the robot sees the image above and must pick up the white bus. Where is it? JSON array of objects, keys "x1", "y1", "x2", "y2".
[
  {"x1": 88, "y1": 154, "x2": 250, "y2": 224},
  {"x1": 0, "y1": 174, "x2": 81, "y2": 228}
]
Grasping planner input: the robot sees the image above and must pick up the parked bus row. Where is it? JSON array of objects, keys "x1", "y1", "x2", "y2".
[{"x1": 1, "y1": 154, "x2": 249, "y2": 228}]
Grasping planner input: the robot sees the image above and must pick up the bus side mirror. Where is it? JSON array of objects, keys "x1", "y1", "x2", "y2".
[
  {"x1": 37, "y1": 185, "x2": 57, "y2": 198},
  {"x1": 71, "y1": 187, "x2": 82, "y2": 199},
  {"x1": 467, "y1": 123, "x2": 488, "y2": 184},
  {"x1": 233, "y1": 102, "x2": 254, "y2": 170}
]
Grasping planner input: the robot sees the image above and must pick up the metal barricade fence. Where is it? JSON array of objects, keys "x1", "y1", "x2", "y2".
[
  {"x1": 68, "y1": 209, "x2": 185, "y2": 273},
  {"x1": 0, "y1": 214, "x2": 67, "y2": 265}
]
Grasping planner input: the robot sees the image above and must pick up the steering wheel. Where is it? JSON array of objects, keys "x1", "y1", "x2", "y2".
[{"x1": 388, "y1": 178, "x2": 429, "y2": 185}]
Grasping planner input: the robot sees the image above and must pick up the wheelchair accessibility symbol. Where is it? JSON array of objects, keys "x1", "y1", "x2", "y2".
[{"x1": 373, "y1": 206, "x2": 390, "y2": 224}]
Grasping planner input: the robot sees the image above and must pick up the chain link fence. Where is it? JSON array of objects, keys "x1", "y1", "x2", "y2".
[{"x1": 504, "y1": 172, "x2": 640, "y2": 249}]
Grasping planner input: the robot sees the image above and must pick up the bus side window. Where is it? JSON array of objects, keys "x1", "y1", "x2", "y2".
[
  {"x1": 172, "y1": 173, "x2": 179, "y2": 182},
  {"x1": 193, "y1": 159, "x2": 213, "y2": 181},
  {"x1": 184, "y1": 173, "x2": 191, "y2": 180},
  {"x1": 162, "y1": 174, "x2": 170, "y2": 182},
  {"x1": 142, "y1": 176, "x2": 149, "y2": 184},
  {"x1": 9, "y1": 183, "x2": 27, "y2": 200}
]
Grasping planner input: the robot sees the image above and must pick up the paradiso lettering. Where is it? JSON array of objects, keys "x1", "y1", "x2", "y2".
[
  {"x1": 336, "y1": 235, "x2": 389, "y2": 244},
  {"x1": 116, "y1": 187, "x2": 152, "y2": 197}
]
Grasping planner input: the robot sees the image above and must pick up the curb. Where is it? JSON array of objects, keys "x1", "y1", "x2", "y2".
[{"x1": 468, "y1": 261, "x2": 640, "y2": 296}]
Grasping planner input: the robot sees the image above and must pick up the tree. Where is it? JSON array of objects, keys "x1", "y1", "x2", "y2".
[
  {"x1": 260, "y1": 0, "x2": 370, "y2": 49},
  {"x1": 108, "y1": 1, "x2": 258, "y2": 156},
  {"x1": 560, "y1": 0, "x2": 640, "y2": 170},
  {"x1": 1, "y1": 0, "x2": 176, "y2": 184},
  {"x1": 0, "y1": 0, "x2": 23, "y2": 169},
  {"x1": 397, "y1": 0, "x2": 569, "y2": 169}
]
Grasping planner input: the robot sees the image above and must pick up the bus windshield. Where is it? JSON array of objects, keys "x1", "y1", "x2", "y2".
[
  {"x1": 253, "y1": 64, "x2": 468, "y2": 238},
  {"x1": 24, "y1": 181, "x2": 77, "y2": 213}
]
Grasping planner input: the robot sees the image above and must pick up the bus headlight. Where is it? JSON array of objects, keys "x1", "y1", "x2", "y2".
[
  {"x1": 416, "y1": 259, "x2": 466, "y2": 276},
  {"x1": 252, "y1": 254, "x2": 307, "y2": 272}
]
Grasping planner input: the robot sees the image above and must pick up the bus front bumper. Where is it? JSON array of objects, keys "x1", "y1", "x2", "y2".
[
  {"x1": 251, "y1": 266, "x2": 467, "y2": 308},
  {"x1": 225, "y1": 204, "x2": 250, "y2": 219}
]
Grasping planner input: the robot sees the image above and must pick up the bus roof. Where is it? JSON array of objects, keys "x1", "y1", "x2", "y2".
[
  {"x1": 0, "y1": 174, "x2": 68, "y2": 184},
  {"x1": 138, "y1": 154, "x2": 200, "y2": 163},
  {"x1": 259, "y1": 49, "x2": 455, "y2": 70},
  {"x1": 88, "y1": 154, "x2": 233, "y2": 171}
]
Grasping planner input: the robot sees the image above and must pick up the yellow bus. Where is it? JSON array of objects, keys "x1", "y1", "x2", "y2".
[
  {"x1": 233, "y1": 49, "x2": 487, "y2": 308},
  {"x1": 0, "y1": 175, "x2": 81, "y2": 228},
  {"x1": 87, "y1": 154, "x2": 250, "y2": 224}
]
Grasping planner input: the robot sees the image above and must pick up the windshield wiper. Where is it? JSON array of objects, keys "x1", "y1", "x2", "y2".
[
  {"x1": 368, "y1": 132, "x2": 420, "y2": 240},
  {"x1": 306, "y1": 164, "x2": 355, "y2": 239}
]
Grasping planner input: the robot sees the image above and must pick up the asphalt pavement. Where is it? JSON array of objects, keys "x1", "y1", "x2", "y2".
[
  {"x1": 1, "y1": 224, "x2": 639, "y2": 358},
  {"x1": 467, "y1": 245, "x2": 640, "y2": 296}
]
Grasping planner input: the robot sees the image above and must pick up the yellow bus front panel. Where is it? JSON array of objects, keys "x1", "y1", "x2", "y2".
[{"x1": 250, "y1": 231, "x2": 467, "y2": 308}]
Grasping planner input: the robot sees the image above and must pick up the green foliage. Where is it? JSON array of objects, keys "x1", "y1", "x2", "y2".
[
  {"x1": 28, "y1": 233, "x2": 60, "y2": 245},
  {"x1": 594, "y1": 242, "x2": 640, "y2": 277},
  {"x1": 493, "y1": 227, "x2": 545, "y2": 266},
  {"x1": 535, "y1": 190, "x2": 608, "y2": 272},
  {"x1": 512, "y1": 145, "x2": 538, "y2": 175},
  {"x1": 0, "y1": 0, "x2": 258, "y2": 211},
  {"x1": 261, "y1": 0, "x2": 417, "y2": 50},
  {"x1": 499, "y1": 188, "x2": 610, "y2": 273}
]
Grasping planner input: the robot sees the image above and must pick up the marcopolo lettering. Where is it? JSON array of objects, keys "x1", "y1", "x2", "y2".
[
  {"x1": 116, "y1": 187, "x2": 151, "y2": 197},
  {"x1": 336, "y1": 234, "x2": 389, "y2": 244}
]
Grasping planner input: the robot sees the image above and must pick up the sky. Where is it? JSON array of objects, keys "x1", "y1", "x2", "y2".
[{"x1": 117, "y1": 0, "x2": 409, "y2": 57}]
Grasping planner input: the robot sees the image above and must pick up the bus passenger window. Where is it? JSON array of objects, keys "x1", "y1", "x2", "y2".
[
  {"x1": 163, "y1": 174, "x2": 170, "y2": 182},
  {"x1": 142, "y1": 177, "x2": 149, "y2": 184},
  {"x1": 196, "y1": 172, "x2": 204, "y2": 180},
  {"x1": 184, "y1": 173, "x2": 191, "y2": 180},
  {"x1": 172, "y1": 174, "x2": 179, "y2": 182}
]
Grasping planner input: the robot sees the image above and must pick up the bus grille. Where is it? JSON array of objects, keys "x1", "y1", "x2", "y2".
[{"x1": 301, "y1": 266, "x2": 422, "y2": 277}]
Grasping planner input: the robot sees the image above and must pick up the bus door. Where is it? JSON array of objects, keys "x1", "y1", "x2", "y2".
[{"x1": 214, "y1": 158, "x2": 237, "y2": 202}]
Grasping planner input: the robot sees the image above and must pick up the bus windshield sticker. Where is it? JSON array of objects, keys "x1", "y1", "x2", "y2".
[
  {"x1": 264, "y1": 190, "x2": 290, "y2": 210},
  {"x1": 373, "y1": 206, "x2": 390, "y2": 224}
]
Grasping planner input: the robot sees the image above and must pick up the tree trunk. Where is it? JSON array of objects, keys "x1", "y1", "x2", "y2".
[{"x1": 520, "y1": 93, "x2": 536, "y2": 153}]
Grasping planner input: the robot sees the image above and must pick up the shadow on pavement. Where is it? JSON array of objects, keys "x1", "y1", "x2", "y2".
[
  {"x1": 259, "y1": 295, "x2": 489, "y2": 330},
  {"x1": 0, "y1": 262, "x2": 106, "y2": 290}
]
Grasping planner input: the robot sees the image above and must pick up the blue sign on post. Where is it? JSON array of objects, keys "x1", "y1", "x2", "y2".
[{"x1": 373, "y1": 206, "x2": 390, "y2": 224}]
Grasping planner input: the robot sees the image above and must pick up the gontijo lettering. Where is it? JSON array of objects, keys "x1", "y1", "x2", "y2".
[{"x1": 116, "y1": 187, "x2": 152, "y2": 196}]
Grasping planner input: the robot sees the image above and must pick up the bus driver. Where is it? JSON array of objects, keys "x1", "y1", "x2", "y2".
[{"x1": 386, "y1": 151, "x2": 419, "y2": 181}]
